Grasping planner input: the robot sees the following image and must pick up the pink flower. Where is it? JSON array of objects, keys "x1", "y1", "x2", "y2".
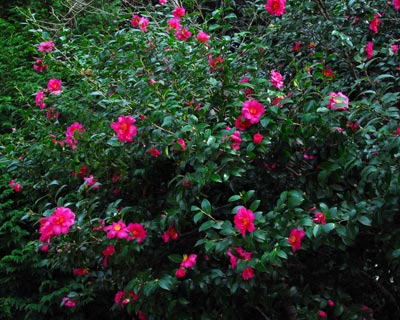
[
  {"x1": 159, "y1": 0, "x2": 167, "y2": 4},
  {"x1": 230, "y1": 130, "x2": 242, "y2": 151},
  {"x1": 208, "y1": 54, "x2": 224, "y2": 73},
  {"x1": 62, "y1": 297, "x2": 76, "y2": 308},
  {"x1": 312, "y1": 212, "x2": 326, "y2": 225},
  {"x1": 265, "y1": 0, "x2": 286, "y2": 16},
  {"x1": 47, "y1": 78, "x2": 62, "y2": 95},
  {"x1": 33, "y1": 59, "x2": 48, "y2": 73},
  {"x1": 288, "y1": 228, "x2": 305, "y2": 252},
  {"x1": 138, "y1": 310, "x2": 147, "y2": 320},
  {"x1": 46, "y1": 106, "x2": 59, "y2": 120},
  {"x1": 394, "y1": 0, "x2": 400, "y2": 10},
  {"x1": 175, "y1": 267, "x2": 186, "y2": 278},
  {"x1": 176, "y1": 138, "x2": 187, "y2": 151},
  {"x1": 114, "y1": 291, "x2": 125, "y2": 305},
  {"x1": 139, "y1": 17, "x2": 149, "y2": 32},
  {"x1": 234, "y1": 207, "x2": 255, "y2": 235},
  {"x1": 84, "y1": 175, "x2": 99, "y2": 189},
  {"x1": 365, "y1": 41, "x2": 374, "y2": 60},
  {"x1": 242, "y1": 267, "x2": 254, "y2": 280},
  {"x1": 369, "y1": 13, "x2": 381, "y2": 34},
  {"x1": 110, "y1": 115, "x2": 137, "y2": 142},
  {"x1": 40, "y1": 245, "x2": 50, "y2": 252},
  {"x1": 253, "y1": 133, "x2": 263, "y2": 144},
  {"x1": 130, "y1": 15, "x2": 140, "y2": 27},
  {"x1": 65, "y1": 122, "x2": 85, "y2": 149},
  {"x1": 318, "y1": 311, "x2": 327, "y2": 318},
  {"x1": 227, "y1": 249, "x2": 238, "y2": 269},
  {"x1": 38, "y1": 41, "x2": 54, "y2": 53},
  {"x1": 181, "y1": 254, "x2": 197, "y2": 268},
  {"x1": 292, "y1": 41, "x2": 301, "y2": 52},
  {"x1": 102, "y1": 245, "x2": 115, "y2": 267},
  {"x1": 197, "y1": 32, "x2": 210, "y2": 42},
  {"x1": 175, "y1": 25, "x2": 192, "y2": 41},
  {"x1": 270, "y1": 70, "x2": 284, "y2": 89},
  {"x1": 327, "y1": 92, "x2": 349, "y2": 111},
  {"x1": 167, "y1": 17, "x2": 181, "y2": 30},
  {"x1": 328, "y1": 300, "x2": 335, "y2": 307},
  {"x1": 39, "y1": 207, "x2": 75, "y2": 242},
  {"x1": 227, "y1": 247, "x2": 252, "y2": 269},
  {"x1": 392, "y1": 44, "x2": 399, "y2": 54},
  {"x1": 35, "y1": 90, "x2": 46, "y2": 109},
  {"x1": 161, "y1": 225, "x2": 179, "y2": 243},
  {"x1": 73, "y1": 267, "x2": 89, "y2": 275},
  {"x1": 104, "y1": 220, "x2": 128, "y2": 239},
  {"x1": 9, "y1": 180, "x2": 22, "y2": 192},
  {"x1": 235, "y1": 115, "x2": 252, "y2": 131},
  {"x1": 173, "y1": 7, "x2": 186, "y2": 18},
  {"x1": 126, "y1": 223, "x2": 147, "y2": 243},
  {"x1": 147, "y1": 146, "x2": 161, "y2": 157},
  {"x1": 323, "y1": 67, "x2": 334, "y2": 79},
  {"x1": 241, "y1": 99, "x2": 265, "y2": 124}
]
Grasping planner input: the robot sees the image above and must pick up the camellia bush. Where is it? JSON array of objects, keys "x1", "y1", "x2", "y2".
[{"x1": 1, "y1": 0, "x2": 400, "y2": 319}]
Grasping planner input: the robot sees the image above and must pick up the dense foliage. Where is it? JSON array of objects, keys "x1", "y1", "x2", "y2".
[{"x1": 1, "y1": 0, "x2": 400, "y2": 319}]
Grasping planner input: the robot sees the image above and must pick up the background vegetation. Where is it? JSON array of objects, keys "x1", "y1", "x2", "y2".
[{"x1": 1, "y1": 0, "x2": 399, "y2": 319}]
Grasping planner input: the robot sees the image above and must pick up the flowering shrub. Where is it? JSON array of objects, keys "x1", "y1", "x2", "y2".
[{"x1": 1, "y1": 0, "x2": 400, "y2": 319}]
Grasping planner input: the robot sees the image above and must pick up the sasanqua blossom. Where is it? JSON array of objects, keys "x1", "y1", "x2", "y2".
[
  {"x1": 110, "y1": 115, "x2": 137, "y2": 142},
  {"x1": 288, "y1": 228, "x2": 305, "y2": 252},
  {"x1": 265, "y1": 0, "x2": 286, "y2": 16},
  {"x1": 241, "y1": 99, "x2": 265, "y2": 124},
  {"x1": 234, "y1": 207, "x2": 255, "y2": 235}
]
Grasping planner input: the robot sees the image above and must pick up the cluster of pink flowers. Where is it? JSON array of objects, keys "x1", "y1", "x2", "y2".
[
  {"x1": 162, "y1": 225, "x2": 179, "y2": 243},
  {"x1": 270, "y1": 70, "x2": 284, "y2": 89},
  {"x1": 9, "y1": 179, "x2": 22, "y2": 192},
  {"x1": 114, "y1": 289, "x2": 139, "y2": 307},
  {"x1": 131, "y1": 14, "x2": 149, "y2": 32},
  {"x1": 288, "y1": 228, "x2": 305, "y2": 252},
  {"x1": 110, "y1": 115, "x2": 137, "y2": 142},
  {"x1": 84, "y1": 175, "x2": 99, "y2": 189},
  {"x1": 65, "y1": 122, "x2": 85, "y2": 149},
  {"x1": 166, "y1": 7, "x2": 192, "y2": 41},
  {"x1": 35, "y1": 90, "x2": 46, "y2": 109},
  {"x1": 265, "y1": 0, "x2": 286, "y2": 16},
  {"x1": 327, "y1": 92, "x2": 349, "y2": 111},
  {"x1": 227, "y1": 247, "x2": 251, "y2": 268},
  {"x1": 234, "y1": 207, "x2": 255, "y2": 235},
  {"x1": 208, "y1": 54, "x2": 224, "y2": 73},
  {"x1": 39, "y1": 207, "x2": 75, "y2": 243},
  {"x1": 33, "y1": 59, "x2": 48, "y2": 73},
  {"x1": 103, "y1": 220, "x2": 147, "y2": 243},
  {"x1": 230, "y1": 130, "x2": 242, "y2": 150},
  {"x1": 176, "y1": 254, "x2": 197, "y2": 278}
]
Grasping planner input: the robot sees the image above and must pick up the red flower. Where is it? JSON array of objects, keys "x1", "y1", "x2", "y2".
[
  {"x1": 175, "y1": 138, "x2": 187, "y2": 151},
  {"x1": 323, "y1": 67, "x2": 334, "y2": 79},
  {"x1": 161, "y1": 225, "x2": 179, "y2": 243},
  {"x1": 197, "y1": 32, "x2": 210, "y2": 42},
  {"x1": 265, "y1": 0, "x2": 286, "y2": 16},
  {"x1": 181, "y1": 254, "x2": 197, "y2": 268},
  {"x1": 126, "y1": 223, "x2": 147, "y2": 243},
  {"x1": 394, "y1": 0, "x2": 400, "y2": 10},
  {"x1": 234, "y1": 207, "x2": 255, "y2": 235},
  {"x1": 366, "y1": 41, "x2": 374, "y2": 60},
  {"x1": 172, "y1": 7, "x2": 185, "y2": 18},
  {"x1": 328, "y1": 300, "x2": 335, "y2": 307},
  {"x1": 318, "y1": 311, "x2": 327, "y2": 318},
  {"x1": 242, "y1": 267, "x2": 254, "y2": 280},
  {"x1": 147, "y1": 146, "x2": 161, "y2": 157},
  {"x1": 235, "y1": 115, "x2": 252, "y2": 131},
  {"x1": 253, "y1": 133, "x2": 263, "y2": 144},
  {"x1": 292, "y1": 41, "x2": 301, "y2": 52},
  {"x1": 369, "y1": 13, "x2": 381, "y2": 34},
  {"x1": 102, "y1": 245, "x2": 115, "y2": 267},
  {"x1": 175, "y1": 267, "x2": 186, "y2": 278},
  {"x1": 73, "y1": 268, "x2": 89, "y2": 275},
  {"x1": 312, "y1": 212, "x2": 326, "y2": 225},
  {"x1": 288, "y1": 228, "x2": 305, "y2": 252}
]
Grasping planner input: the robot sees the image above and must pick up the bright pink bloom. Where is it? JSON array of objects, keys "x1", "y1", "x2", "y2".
[
  {"x1": 130, "y1": 15, "x2": 140, "y2": 27},
  {"x1": 126, "y1": 223, "x2": 147, "y2": 243},
  {"x1": 227, "y1": 247, "x2": 252, "y2": 269},
  {"x1": 35, "y1": 90, "x2": 46, "y2": 109},
  {"x1": 102, "y1": 245, "x2": 115, "y2": 267},
  {"x1": 38, "y1": 41, "x2": 54, "y2": 53},
  {"x1": 241, "y1": 99, "x2": 265, "y2": 124},
  {"x1": 46, "y1": 106, "x2": 59, "y2": 120},
  {"x1": 84, "y1": 175, "x2": 99, "y2": 189},
  {"x1": 242, "y1": 267, "x2": 254, "y2": 280},
  {"x1": 369, "y1": 14, "x2": 381, "y2": 34},
  {"x1": 39, "y1": 207, "x2": 75, "y2": 242},
  {"x1": 110, "y1": 115, "x2": 137, "y2": 142},
  {"x1": 197, "y1": 32, "x2": 210, "y2": 42},
  {"x1": 73, "y1": 267, "x2": 89, "y2": 275},
  {"x1": 394, "y1": 0, "x2": 400, "y2": 10},
  {"x1": 328, "y1": 92, "x2": 349, "y2": 111},
  {"x1": 9, "y1": 180, "x2": 22, "y2": 192},
  {"x1": 234, "y1": 207, "x2": 255, "y2": 235},
  {"x1": 175, "y1": 25, "x2": 192, "y2": 41},
  {"x1": 139, "y1": 17, "x2": 149, "y2": 32},
  {"x1": 235, "y1": 115, "x2": 252, "y2": 131},
  {"x1": 253, "y1": 133, "x2": 263, "y2": 144},
  {"x1": 312, "y1": 212, "x2": 326, "y2": 225},
  {"x1": 161, "y1": 225, "x2": 179, "y2": 243},
  {"x1": 230, "y1": 130, "x2": 242, "y2": 151},
  {"x1": 366, "y1": 41, "x2": 374, "y2": 60},
  {"x1": 227, "y1": 249, "x2": 238, "y2": 269},
  {"x1": 147, "y1": 146, "x2": 161, "y2": 157},
  {"x1": 288, "y1": 228, "x2": 305, "y2": 252},
  {"x1": 318, "y1": 311, "x2": 327, "y2": 318},
  {"x1": 62, "y1": 297, "x2": 76, "y2": 308},
  {"x1": 104, "y1": 220, "x2": 128, "y2": 239},
  {"x1": 265, "y1": 0, "x2": 286, "y2": 16},
  {"x1": 270, "y1": 70, "x2": 284, "y2": 89},
  {"x1": 175, "y1": 267, "x2": 186, "y2": 278},
  {"x1": 33, "y1": 59, "x2": 48, "y2": 73},
  {"x1": 138, "y1": 310, "x2": 146, "y2": 320},
  {"x1": 114, "y1": 291, "x2": 125, "y2": 305},
  {"x1": 176, "y1": 138, "x2": 187, "y2": 151},
  {"x1": 292, "y1": 41, "x2": 301, "y2": 52},
  {"x1": 65, "y1": 122, "x2": 85, "y2": 149},
  {"x1": 167, "y1": 17, "x2": 181, "y2": 30},
  {"x1": 159, "y1": 0, "x2": 167, "y2": 4},
  {"x1": 328, "y1": 300, "x2": 335, "y2": 307},
  {"x1": 392, "y1": 44, "x2": 399, "y2": 54},
  {"x1": 47, "y1": 78, "x2": 62, "y2": 95},
  {"x1": 181, "y1": 254, "x2": 197, "y2": 268},
  {"x1": 173, "y1": 7, "x2": 186, "y2": 18}
]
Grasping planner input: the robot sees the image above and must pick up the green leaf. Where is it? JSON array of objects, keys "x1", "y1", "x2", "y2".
[
  {"x1": 358, "y1": 216, "x2": 372, "y2": 226},
  {"x1": 168, "y1": 254, "x2": 182, "y2": 263},
  {"x1": 193, "y1": 212, "x2": 203, "y2": 224},
  {"x1": 158, "y1": 275, "x2": 174, "y2": 291},
  {"x1": 392, "y1": 249, "x2": 400, "y2": 258},
  {"x1": 322, "y1": 223, "x2": 335, "y2": 234},
  {"x1": 287, "y1": 190, "x2": 304, "y2": 208},
  {"x1": 199, "y1": 220, "x2": 215, "y2": 231},
  {"x1": 201, "y1": 199, "x2": 212, "y2": 214},
  {"x1": 228, "y1": 195, "x2": 241, "y2": 202}
]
